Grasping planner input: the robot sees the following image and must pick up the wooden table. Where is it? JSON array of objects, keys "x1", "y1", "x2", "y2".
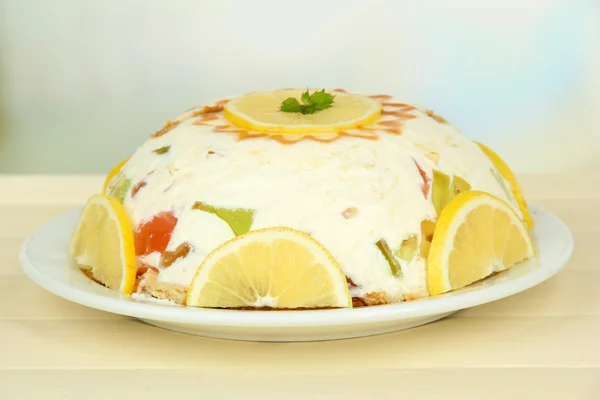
[{"x1": 1, "y1": 174, "x2": 598, "y2": 399}]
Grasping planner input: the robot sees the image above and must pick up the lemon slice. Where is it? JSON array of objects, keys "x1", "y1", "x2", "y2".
[
  {"x1": 427, "y1": 191, "x2": 534, "y2": 296},
  {"x1": 103, "y1": 157, "x2": 130, "y2": 192},
  {"x1": 186, "y1": 227, "x2": 352, "y2": 309},
  {"x1": 69, "y1": 194, "x2": 137, "y2": 294},
  {"x1": 476, "y1": 142, "x2": 533, "y2": 229},
  {"x1": 223, "y1": 89, "x2": 381, "y2": 134}
]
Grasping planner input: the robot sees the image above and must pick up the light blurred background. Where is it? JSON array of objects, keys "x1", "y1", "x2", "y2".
[{"x1": 0, "y1": 0, "x2": 598, "y2": 174}]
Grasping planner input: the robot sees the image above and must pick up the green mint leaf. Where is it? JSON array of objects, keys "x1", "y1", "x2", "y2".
[
  {"x1": 302, "y1": 104, "x2": 317, "y2": 115},
  {"x1": 153, "y1": 146, "x2": 171, "y2": 155},
  {"x1": 312, "y1": 101, "x2": 332, "y2": 111},
  {"x1": 309, "y1": 89, "x2": 335, "y2": 110},
  {"x1": 280, "y1": 89, "x2": 335, "y2": 114},
  {"x1": 301, "y1": 89, "x2": 311, "y2": 105},
  {"x1": 280, "y1": 97, "x2": 303, "y2": 113}
]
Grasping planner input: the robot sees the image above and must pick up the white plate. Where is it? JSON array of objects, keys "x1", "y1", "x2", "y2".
[{"x1": 20, "y1": 205, "x2": 573, "y2": 342}]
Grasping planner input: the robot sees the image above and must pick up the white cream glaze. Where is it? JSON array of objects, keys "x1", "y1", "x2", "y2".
[
  {"x1": 158, "y1": 206, "x2": 235, "y2": 284},
  {"x1": 107, "y1": 92, "x2": 521, "y2": 302}
]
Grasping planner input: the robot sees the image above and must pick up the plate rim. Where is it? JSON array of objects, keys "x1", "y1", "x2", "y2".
[{"x1": 19, "y1": 204, "x2": 574, "y2": 328}]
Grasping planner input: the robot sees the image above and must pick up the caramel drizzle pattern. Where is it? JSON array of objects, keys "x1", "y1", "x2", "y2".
[
  {"x1": 131, "y1": 180, "x2": 147, "y2": 198},
  {"x1": 413, "y1": 159, "x2": 431, "y2": 198},
  {"x1": 369, "y1": 94, "x2": 393, "y2": 100},
  {"x1": 193, "y1": 104, "x2": 225, "y2": 115},
  {"x1": 236, "y1": 130, "x2": 379, "y2": 145},
  {"x1": 155, "y1": 91, "x2": 428, "y2": 144},
  {"x1": 223, "y1": 94, "x2": 417, "y2": 143},
  {"x1": 192, "y1": 114, "x2": 220, "y2": 126},
  {"x1": 151, "y1": 120, "x2": 180, "y2": 138},
  {"x1": 374, "y1": 100, "x2": 418, "y2": 136},
  {"x1": 425, "y1": 109, "x2": 448, "y2": 124},
  {"x1": 152, "y1": 101, "x2": 228, "y2": 137},
  {"x1": 191, "y1": 102, "x2": 227, "y2": 127}
]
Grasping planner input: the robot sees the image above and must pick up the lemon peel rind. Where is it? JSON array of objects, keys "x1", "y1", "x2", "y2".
[
  {"x1": 103, "y1": 157, "x2": 131, "y2": 192},
  {"x1": 475, "y1": 142, "x2": 534, "y2": 229}
]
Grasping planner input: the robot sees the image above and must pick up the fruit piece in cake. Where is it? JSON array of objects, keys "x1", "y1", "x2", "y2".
[
  {"x1": 420, "y1": 219, "x2": 436, "y2": 260},
  {"x1": 108, "y1": 176, "x2": 132, "y2": 203},
  {"x1": 103, "y1": 157, "x2": 130, "y2": 192},
  {"x1": 432, "y1": 169, "x2": 452, "y2": 216},
  {"x1": 192, "y1": 201, "x2": 254, "y2": 236},
  {"x1": 153, "y1": 146, "x2": 171, "y2": 155},
  {"x1": 134, "y1": 211, "x2": 178, "y2": 256},
  {"x1": 186, "y1": 227, "x2": 352, "y2": 308},
  {"x1": 376, "y1": 239, "x2": 402, "y2": 278},
  {"x1": 432, "y1": 170, "x2": 472, "y2": 216},
  {"x1": 394, "y1": 220, "x2": 436, "y2": 264},
  {"x1": 451, "y1": 175, "x2": 471, "y2": 197},
  {"x1": 395, "y1": 234, "x2": 418, "y2": 263}
]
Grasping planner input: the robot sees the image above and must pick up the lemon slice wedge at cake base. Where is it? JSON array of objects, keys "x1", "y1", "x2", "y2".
[
  {"x1": 427, "y1": 191, "x2": 535, "y2": 296},
  {"x1": 223, "y1": 89, "x2": 382, "y2": 134},
  {"x1": 103, "y1": 157, "x2": 130, "y2": 192},
  {"x1": 69, "y1": 194, "x2": 137, "y2": 294},
  {"x1": 476, "y1": 142, "x2": 534, "y2": 229},
  {"x1": 186, "y1": 227, "x2": 352, "y2": 309}
]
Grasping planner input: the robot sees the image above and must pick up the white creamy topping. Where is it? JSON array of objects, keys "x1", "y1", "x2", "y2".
[
  {"x1": 112, "y1": 95, "x2": 520, "y2": 301},
  {"x1": 157, "y1": 206, "x2": 235, "y2": 284}
]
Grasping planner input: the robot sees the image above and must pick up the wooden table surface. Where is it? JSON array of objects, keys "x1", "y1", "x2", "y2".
[{"x1": 0, "y1": 174, "x2": 598, "y2": 399}]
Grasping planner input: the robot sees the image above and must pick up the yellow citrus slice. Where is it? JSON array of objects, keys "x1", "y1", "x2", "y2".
[
  {"x1": 186, "y1": 227, "x2": 352, "y2": 309},
  {"x1": 69, "y1": 194, "x2": 137, "y2": 294},
  {"x1": 223, "y1": 89, "x2": 381, "y2": 134},
  {"x1": 476, "y1": 142, "x2": 533, "y2": 229},
  {"x1": 427, "y1": 191, "x2": 534, "y2": 296},
  {"x1": 103, "y1": 157, "x2": 130, "y2": 192}
]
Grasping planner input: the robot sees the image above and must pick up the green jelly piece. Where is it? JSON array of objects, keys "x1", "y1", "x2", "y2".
[
  {"x1": 108, "y1": 177, "x2": 132, "y2": 203},
  {"x1": 451, "y1": 175, "x2": 471, "y2": 197},
  {"x1": 432, "y1": 170, "x2": 472, "y2": 216},
  {"x1": 376, "y1": 239, "x2": 403, "y2": 278},
  {"x1": 395, "y1": 234, "x2": 418, "y2": 263},
  {"x1": 192, "y1": 201, "x2": 254, "y2": 236},
  {"x1": 432, "y1": 169, "x2": 452, "y2": 216},
  {"x1": 153, "y1": 146, "x2": 171, "y2": 155}
]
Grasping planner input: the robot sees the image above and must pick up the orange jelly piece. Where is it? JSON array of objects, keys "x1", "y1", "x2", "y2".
[{"x1": 134, "y1": 211, "x2": 178, "y2": 256}]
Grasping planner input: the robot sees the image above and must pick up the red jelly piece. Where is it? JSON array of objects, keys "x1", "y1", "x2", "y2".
[{"x1": 134, "y1": 211, "x2": 178, "y2": 256}]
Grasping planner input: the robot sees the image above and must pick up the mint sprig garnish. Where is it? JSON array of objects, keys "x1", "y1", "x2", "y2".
[{"x1": 280, "y1": 89, "x2": 335, "y2": 115}]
